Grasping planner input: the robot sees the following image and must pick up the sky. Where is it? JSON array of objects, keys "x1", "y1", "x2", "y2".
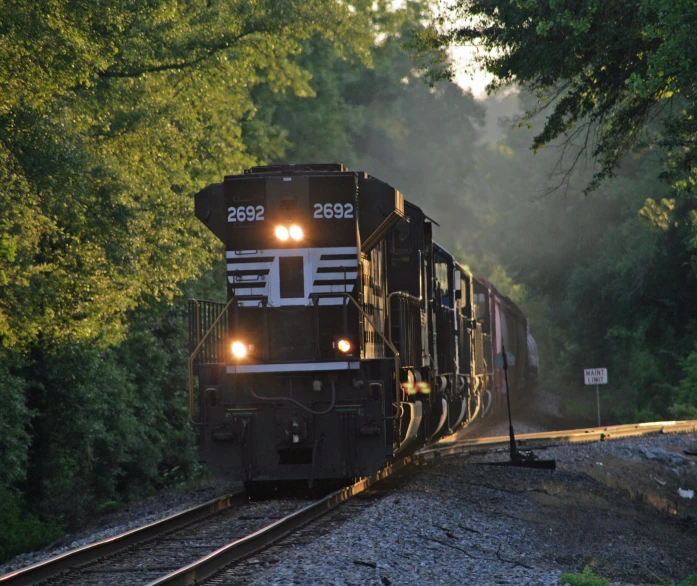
[{"x1": 450, "y1": 46, "x2": 494, "y2": 99}]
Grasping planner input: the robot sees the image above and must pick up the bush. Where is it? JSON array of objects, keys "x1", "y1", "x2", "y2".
[
  {"x1": 24, "y1": 343, "x2": 139, "y2": 525},
  {"x1": 0, "y1": 358, "x2": 30, "y2": 488},
  {"x1": 670, "y1": 348, "x2": 697, "y2": 419},
  {"x1": 113, "y1": 302, "x2": 199, "y2": 494},
  {"x1": 24, "y1": 303, "x2": 197, "y2": 527},
  {"x1": 0, "y1": 485, "x2": 62, "y2": 563}
]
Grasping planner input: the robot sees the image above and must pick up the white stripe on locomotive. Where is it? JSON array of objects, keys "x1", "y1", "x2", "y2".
[{"x1": 226, "y1": 247, "x2": 358, "y2": 306}]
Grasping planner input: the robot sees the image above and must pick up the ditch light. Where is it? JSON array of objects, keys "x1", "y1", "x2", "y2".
[
  {"x1": 231, "y1": 341, "x2": 247, "y2": 358},
  {"x1": 336, "y1": 338, "x2": 352, "y2": 353}
]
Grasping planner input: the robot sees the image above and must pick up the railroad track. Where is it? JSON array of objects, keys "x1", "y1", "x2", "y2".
[
  {"x1": 423, "y1": 419, "x2": 697, "y2": 461},
  {"x1": 0, "y1": 458, "x2": 412, "y2": 586},
  {"x1": 0, "y1": 491, "x2": 251, "y2": 586},
  {"x1": 3, "y1": 418, "x2": 696, "y2": 586}
]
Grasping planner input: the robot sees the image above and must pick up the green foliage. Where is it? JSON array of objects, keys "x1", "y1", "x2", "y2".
[
  {"x1": 446, "y1": 88, "x2": 697, "y2": 421},
  {"x1": 670, "y1": 348, "x2": 697, "y2": 419},
  {"x1": 0, "y1": 0, "x2": 376, "y2": 351},
  {"x1": 25, "y1": 343, "x2": 141, "y2": 524},
  {"x1": 112, "y1": 302, "x2": 200, "y2": 492},
  {"x1": 559, "y1": 566, "x2": 610, "y2": 586},
  {"x1": 20, "y1": 299, "x2": 201, "y2": 527},
  {"x1": 0, "y1": 486, "x2": 62, "y2": 563},
  {"x1": 558, "y1": 567, "x2": 697, "y2": 586},
  {"x1": 417, "y1": 0, "x2": 697, "y2": 195},
  {"x1": 0, "y1": 357, "x2": 30, "y2": 488}
]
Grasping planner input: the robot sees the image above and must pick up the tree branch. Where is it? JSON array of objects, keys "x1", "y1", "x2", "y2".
[{"x1": 97, "y1": 28, "x2": 268, "y2": 79}]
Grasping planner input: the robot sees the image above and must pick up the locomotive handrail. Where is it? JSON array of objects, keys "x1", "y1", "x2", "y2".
[
  {"x1": 190, "y1": 299, "x2": 201, "y2": 348},
  {"x1": 387, "y1": 291, "x2": 421, "y2": 344},
  {"x1": 188, "y1": 297, "x2": 236, "y2": 425},
  {"x1": 387, "y1": 291, "x2": 425, "y2": 370},
  {"x1": 188, "y1": 299, "x2": 228, "y2": 361},
  {"x1": 387, "y1": 291, "x2": 422, "y2": 305},
  {"x1": 310, "y1": 292, "x2": 401, "y2": 406}
]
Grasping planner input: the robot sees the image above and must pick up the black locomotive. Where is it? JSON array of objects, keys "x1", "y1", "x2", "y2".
[{"x1": 188, "y1": 164, "x2": 538, "y2": 490}]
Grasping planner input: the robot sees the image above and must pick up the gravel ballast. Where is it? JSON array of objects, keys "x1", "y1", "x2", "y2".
[
  {"x1": 213, "y1": 431, "x2": 697, "y2": 586},
  {"x1": 2, "y1": 386, "x2": 696, "y2": 586}
]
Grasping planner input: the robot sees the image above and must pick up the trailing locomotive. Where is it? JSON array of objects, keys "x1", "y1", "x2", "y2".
[{"x1": 188, "y1": 164, "x2": 538, "y2": 490}]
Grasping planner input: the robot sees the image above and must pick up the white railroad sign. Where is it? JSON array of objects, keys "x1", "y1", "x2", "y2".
[
  {"x1": 584, "y1": 368, "x2": 607, "y2": 427},
  {"x1": 584, "y1": 368, "x2": 608, "y2": 385}
]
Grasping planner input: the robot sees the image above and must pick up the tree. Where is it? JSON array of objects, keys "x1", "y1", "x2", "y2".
[
  {"x1": 410, "y1": 1, "x2": 697, "y2": 421},
  {"x1": 0, "y1": 0, "x2": 385, "y2": 556},
  {"x1": 415, "y1": 0, "x2": 697, "y2": 194},
  {"x1": 0, "y1": 0, "x2": 375, "y2": 350},
  {"x1": 452, "y1": 90, "x2": 697, "y2": 422},
  {"x1": 270, "y1": 1, "x2": 484, "y2": 251}
]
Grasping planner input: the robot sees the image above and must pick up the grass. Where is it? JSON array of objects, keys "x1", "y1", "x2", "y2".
[
  {"x1": 559, "y1": 567, "x2": 609, "y2": 586},
  {"x1": 672, "y1": 577, "x2": 697, "y2": 586},
  {"x1": 559, "y1": 566, "x2": 697, "y2": 586},
  {"x1": 558, "y1": 385, "x2": 638, "y2": 427}
]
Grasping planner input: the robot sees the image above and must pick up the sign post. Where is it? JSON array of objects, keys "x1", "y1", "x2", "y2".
[{"x1": 584, "y1": 368, "x2": 608, "y2": 426}]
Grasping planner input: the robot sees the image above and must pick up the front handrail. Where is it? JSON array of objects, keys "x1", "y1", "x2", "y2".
[
  {"x1": 190, "y1": 293, "x2": 402, "y2": 426},
  {"x1": 191, "y1": 299, "x2": 201, "y2": 349},
  {"x1": 310, "y1": 292, "x2": 401, "y2": 406},
  {"x1": 188, "y1": 297, "x2": 236, "y2": 425}
]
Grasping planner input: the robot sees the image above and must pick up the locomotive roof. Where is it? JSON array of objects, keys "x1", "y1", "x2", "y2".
[{"x1": 242, "y1": 163, "x2": 349, "y2": 175}]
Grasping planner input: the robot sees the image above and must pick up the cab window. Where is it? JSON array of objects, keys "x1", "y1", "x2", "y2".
[
  {"x1": 434, "y1": 259, "x2": 451, "y2": 305},
  {"x1": 392, "y1": 218, "x2": 412, "y2": 254}
]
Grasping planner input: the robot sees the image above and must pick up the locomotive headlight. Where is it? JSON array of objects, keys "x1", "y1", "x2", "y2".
[
  {"x1": 231, "y1": 341, "x2": 247, "y2": 358},
  {"x1": 275, "y1": 225, "x2": 289, "y2": 241},
  {"x1": 289, "y1": 225, "x2": 303, "y2": 240},
  {"x1": 336, "y1": 338, "x2": 352, "y2": 353}
]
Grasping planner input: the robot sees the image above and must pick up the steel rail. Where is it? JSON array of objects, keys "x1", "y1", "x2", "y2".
[
  {"x1": 417, "y1": 419, "x2": 697, "y2": 461},
  {"x1": 0, "y1": 492, "x2": 246, "y2": 586},
  {"x1": 143, "y1": 419, "x2": 697, "y2": 586},
  {"x1": 4, "y1": 419, "x2": 695, "y2": 586},
  {"x1": 145, "y1": 456, "x2": 414, "y2": 586}
]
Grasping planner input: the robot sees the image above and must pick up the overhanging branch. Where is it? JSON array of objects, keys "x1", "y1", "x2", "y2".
[{"x1": 97, "y1": 27, "x2": 270, "y2": 79}]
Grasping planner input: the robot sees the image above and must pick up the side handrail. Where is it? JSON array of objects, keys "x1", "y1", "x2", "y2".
[
  {"x1": 188, "y1": 297, "x2": 236, "y2": 425},
  {"x1": 387, "y1": 290, "x2": 421, "y2": 348},
  {"x1": 387, "y1": 291, "x2": 422, "y2": 304},
  {"x1": 310, "y1": 292, "x2": 401, "y2": 406},
  {"x1": 387, "y1": 291, "x2": 432, "y2": 370}
]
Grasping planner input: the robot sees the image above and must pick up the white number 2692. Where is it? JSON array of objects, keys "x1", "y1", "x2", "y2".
[
  {"x1": 313, "y1": 203, "x2": 354, "y2": 219},
  {"x1": 228, "y1": 205, "x2": 264, "y2": 223}
]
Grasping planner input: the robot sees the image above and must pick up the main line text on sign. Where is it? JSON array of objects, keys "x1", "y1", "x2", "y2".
[{"x1": 584, "y1": 368, "x2": 608, "y2": 385}]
